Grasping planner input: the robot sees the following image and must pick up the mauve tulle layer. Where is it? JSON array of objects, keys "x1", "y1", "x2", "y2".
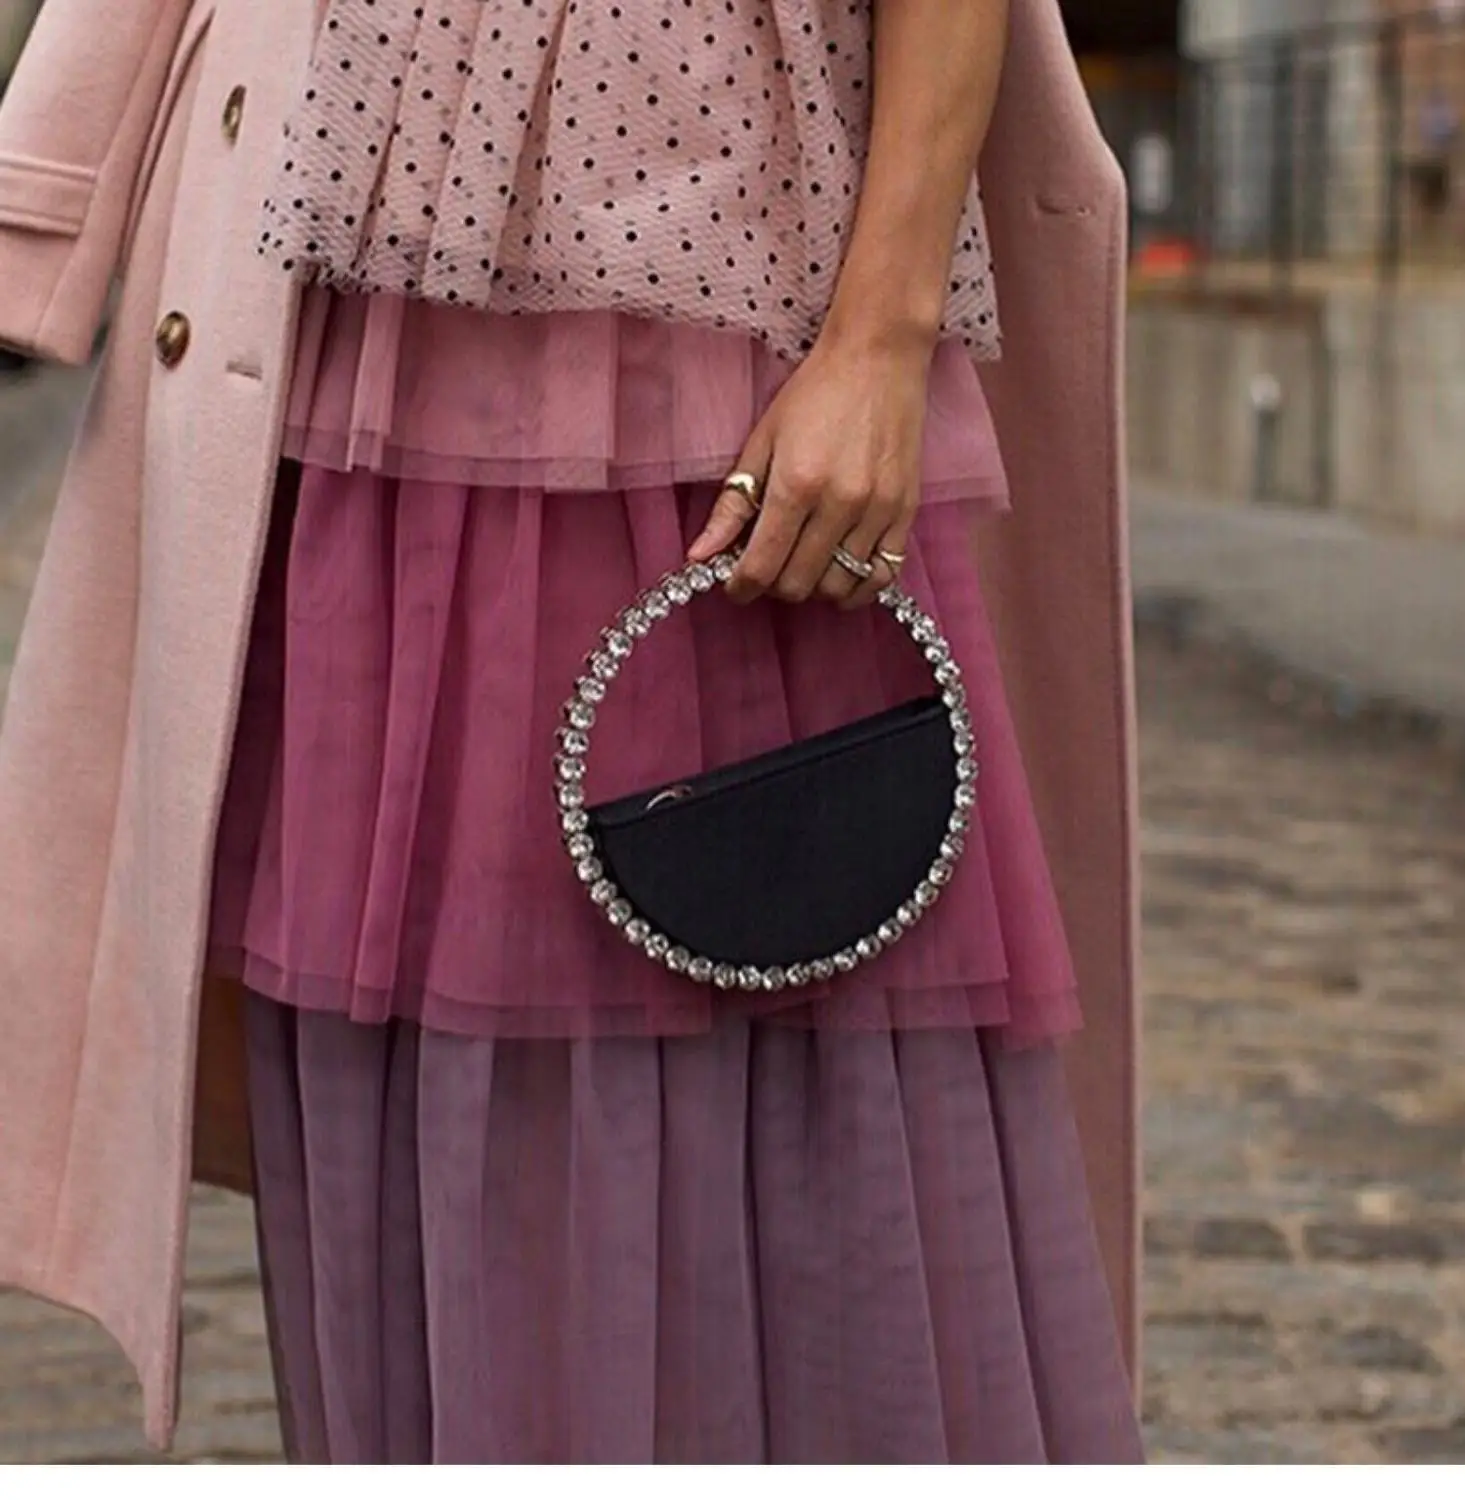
[
  {"x1": 279, "y1": 288, "x2": 1011, "y2": 499},
  {"x1": 209, "y1": 474, "x2": 1079, "y2": 1041},
  {"x1": 209, "y1": 294, "x2": 1074, "y2": 1041},
  {"x1": 245, "y1": 996, "x2": 1144, "y2": 1463}
]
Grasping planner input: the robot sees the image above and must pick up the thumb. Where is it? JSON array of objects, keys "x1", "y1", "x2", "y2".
[{"x1": 687, "y1": 421, "x2": 775, "y2": 562}]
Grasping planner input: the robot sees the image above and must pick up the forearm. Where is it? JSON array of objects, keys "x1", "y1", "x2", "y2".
[{"x1": 826, "y1": 0, "x2": 1009, "y2": 354}]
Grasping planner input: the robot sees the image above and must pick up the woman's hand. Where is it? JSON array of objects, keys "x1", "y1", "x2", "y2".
[
  {"x1": 687, "y1": 0, "x2": 1007, "y2": 607},
  {"x1": 687, "y1": 325, "x2": 932, "y2": 608}
]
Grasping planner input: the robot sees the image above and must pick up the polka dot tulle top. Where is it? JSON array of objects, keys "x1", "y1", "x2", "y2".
[{"x1": 261, "y1": 0, "x2": 1001, "y2": 363}]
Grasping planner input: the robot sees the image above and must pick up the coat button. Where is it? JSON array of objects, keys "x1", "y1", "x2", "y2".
[
  {"x1": 155, "y1": 312, "x2": 191, "y2": 368},
  {"x1": 222, "y1": 85, "x2": 246, "y2": 143}
]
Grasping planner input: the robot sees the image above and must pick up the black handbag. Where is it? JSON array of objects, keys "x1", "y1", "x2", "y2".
[{"x1": 556, "y1": 551, "x2": 978, "y2": 992}]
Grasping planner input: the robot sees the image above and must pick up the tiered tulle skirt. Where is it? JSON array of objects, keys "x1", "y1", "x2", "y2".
[
  {"x1": 212, "y1": 289, "x2": 1142, "y2": 1461},
  {"x1": 211, "y1": 289, "x2": 1081, "y2": 1043}
]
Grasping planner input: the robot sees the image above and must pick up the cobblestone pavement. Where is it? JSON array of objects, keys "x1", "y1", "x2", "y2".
[
  {"x1": 1138, "y1": 639, "x2": 1465, "y2": 1464},
  {"x1": 2, "y1": 406, "x2": 1463, "y2": 1459}
]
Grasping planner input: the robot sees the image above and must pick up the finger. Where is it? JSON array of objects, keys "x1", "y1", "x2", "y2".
[
  {"x1": 816, "y1": 497, "x2": 903, "y2": 607},
  {"x1": 768, "y1": 495, "x2": 859, "y2": 602},
  {"x1": 844, "y1": 510, "x2": 916, "y2": 610},
  {"x1": 815, "y1": 537, "x2": 876, "y2": 606},
  {"x1": 687, "y1": 481, "x2": 761, "y2": 564},
  {"x1": 726, "y1": 454, "x2": 815, "y2": 604},
  {"x1": 688, "y1": 425, "x2": 775, "y2": 562}
]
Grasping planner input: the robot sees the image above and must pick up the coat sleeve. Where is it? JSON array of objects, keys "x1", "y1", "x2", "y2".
[{"x1": 0, "y1": 0, "x2": 197, "y2": 363}]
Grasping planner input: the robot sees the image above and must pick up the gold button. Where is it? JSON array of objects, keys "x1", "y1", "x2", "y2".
[
  {"x1": 155, "y1": 312, "x2": 191, "y2": 368},
  {"x1": 222, "y1": 85, "x2": 246, "y2": 144}
]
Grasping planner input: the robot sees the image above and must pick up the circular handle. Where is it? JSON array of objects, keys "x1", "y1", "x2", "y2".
[{"x1": 555, "y1": 551, "x2": 979, "y2": 992}]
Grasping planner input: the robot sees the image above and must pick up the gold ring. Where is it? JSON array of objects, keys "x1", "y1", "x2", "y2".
[
  {"x1": 831, "y1": 544, "x2": 876, "y2": 581},
  {"x1": 877, "y1": 548, "x2": 907, "y2": 571},
  {"x1": 721, "y1": 471, "x2": 762, "y2": 510}
]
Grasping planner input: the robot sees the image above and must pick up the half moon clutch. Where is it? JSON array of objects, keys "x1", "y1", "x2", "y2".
[{"x1": 555, "y1": 551, "x2": 978, "y2": 994}]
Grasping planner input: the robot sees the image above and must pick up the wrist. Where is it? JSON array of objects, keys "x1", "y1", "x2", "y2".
[{"x1": 820, "y1": 286, "x2": 944, "y2": 364}]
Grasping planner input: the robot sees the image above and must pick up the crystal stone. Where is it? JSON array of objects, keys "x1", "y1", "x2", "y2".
[
  {"x1": 575, "y1": 857, "x2": 603, "y2": 884},
  {"x1": 712, "y1": 554, "x2": 738, "y2": 583},
  {"x1": 738, "y1": 966, "x2": 763, "y2": 991},
  {"x1": 930, "y1": 859, "x2": 954, "y2": 886},
  {"x1": 897, "y1": 902, "x2": 920, "y2": 928},
  {"x1": 558, "y1": 728, "x2": 590, "y2": 755},
  {"x1": 625, "y1": 919, "x2": 650, "y2": 946},
  {"x1": 855, "y1": 935, "x2": 882, "y2": 961},
  {"x1": 566, "y1": 833, "x2": 594, "y2": 860},
  {"x1": 642, "y1": 589, "x2": 671, "y2": 619},
  {"x1": 955, "y1": 783, "x2": 978, "y2": 810},
  {"x1": 762, "y1": 967, "x2": 787, "y2": 991},
  {"x1": 604, "y1": 630, "x2": 632, "y2": 659},
  {"x1": 811, "y1": 958, "x2": 836, "y2": 982},
  {"x1": 714, "y1": 964, "x2": 738, "y2": 989},
  {"x1": 879, "y1": 919, "x2": 904, "y2": 945},
  {"x1": 608, "y1": 900, "x2": 633, "y2": 927},
  {"x1": 667, "y1": 947, "x2": 691, "y2": 973},
  {"x1": 567, "y1": 701, "x2": 596, "y2": 731},
  {"x1": 561, "y1": 808, "x2": 589, "y2": 835},
  {"x1": 786, "y1": 964, "x2": 811, "y2": 988},
  {"x1": 558, "y1": 783, "x2": 586, "y2": 810},
  {"x1": 688, "y1": 564, "x2": 717, "y2": 593},
  {"x1": 556, "y1": 756, "x2": 586, "y2": 783},
  {"x1": 646, "y1": 933, "x2": 670, "y2": 960},
  {"x1": 689, "y1": 957, "x2": 715, "y2": 983},
  {"x1": 666, "y1": 577, "x2": 694, "y2": 606},
  {"x1": 916, "y1": 881, "x2": 938, "y2": 908},
  {"x1": 833, "y1": 949, "x2": 858, "y2": 973},
  {"x1": 592, "y1": 879, "x2": 617, "y2": 906}
]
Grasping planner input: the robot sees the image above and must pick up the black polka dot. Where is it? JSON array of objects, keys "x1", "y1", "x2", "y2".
[{"x1": 260, "y1": 0, "x2": 1001, "y2": 362}]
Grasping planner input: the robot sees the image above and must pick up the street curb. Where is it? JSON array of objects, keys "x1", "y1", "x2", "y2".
[{"x1": 1134, "y1": 587, "x2": 1465, "y2": 766}]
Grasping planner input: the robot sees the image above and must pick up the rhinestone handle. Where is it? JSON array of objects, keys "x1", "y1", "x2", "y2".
[{"x1": 556, "y1": 551, "x2": 980, "y2": 992}]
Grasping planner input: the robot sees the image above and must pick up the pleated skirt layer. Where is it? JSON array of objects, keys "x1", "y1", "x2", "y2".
[
  {"x1": 245, "y1": 993, "x2": 1144, "y2": 1464},
  {"x1": 210, "y1": 471, "x2": 1079, "y2": 1042}
]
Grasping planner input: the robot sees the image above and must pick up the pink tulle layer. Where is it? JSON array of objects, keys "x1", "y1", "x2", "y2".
[
  {"x1": 209, "y1": 295, "x2": 1078, "y2": 1044},
  {"x1": 281, "y1": 287, "x2": 1012, "y2": 500}
]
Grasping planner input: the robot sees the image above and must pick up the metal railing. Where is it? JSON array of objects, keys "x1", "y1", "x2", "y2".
[{"x1": 1129, "y1": 8, "x2": 1465, "y2": 284}]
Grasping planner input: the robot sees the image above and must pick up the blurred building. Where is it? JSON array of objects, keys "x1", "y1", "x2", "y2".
[
  {"x1": 1185, "y1": 1, "x2": 1378, "y2": 260},
  {"x1": 1058, "y1": 3, "x2": 1186, "y2": 254},
  {"x1": 1126, "y1": 2, "x2": 1465, "y2": 532},
  {"x1": 1183, "y1": 0, "x2": 1465, "y2": 264}
]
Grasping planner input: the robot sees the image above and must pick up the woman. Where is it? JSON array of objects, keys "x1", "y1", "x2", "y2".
[{"x1": 0, "y1": 0, "x2": 1141, "y2": 1464}]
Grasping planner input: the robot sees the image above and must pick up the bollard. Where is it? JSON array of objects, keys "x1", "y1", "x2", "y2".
[{"x1": 1249, "y1": 373, "x2": 1284, "y2": 505}]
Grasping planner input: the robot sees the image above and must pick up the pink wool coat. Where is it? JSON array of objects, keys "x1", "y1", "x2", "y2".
[{"x1": 0, "y1": 0, "x2": 1138, "y2": 1449}]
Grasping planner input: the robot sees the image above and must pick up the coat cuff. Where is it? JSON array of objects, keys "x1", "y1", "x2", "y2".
[
  {"x1": 0, "y1": 162, "x2": 107, "y2": 365},
  {"x1": 0, "y1": 151, "x2": 93, "y2": 234}
]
